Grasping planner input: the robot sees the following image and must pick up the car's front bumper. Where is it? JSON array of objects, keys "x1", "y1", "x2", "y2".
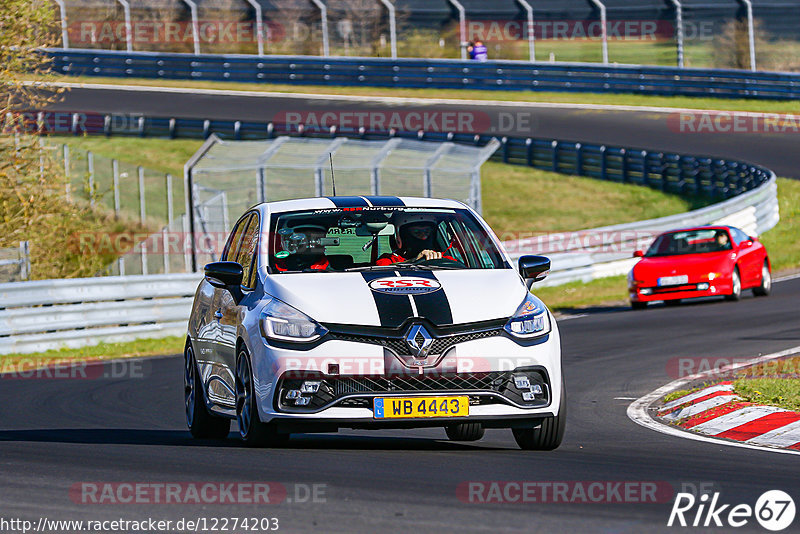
[
  {"x1": 630, "y1": 278, "x2": 733, "y2": 302},
  {"x1": 249, "y1": 320, "x2": 562, "y2": 429}
]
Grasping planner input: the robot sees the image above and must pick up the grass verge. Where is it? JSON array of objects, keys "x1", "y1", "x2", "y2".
[
  {"x1": 43, "y1": 74, "x2": 800, "y2": 115},
  {"x1": 536, "y1": 275, "x2": 628, "y2": 311},
  {"x1": 760, "y1": 178, "x2": 800, "y2": 271},
  {"x1": 662, "y1": 387, "x2": 702, "y2": 404},
  {"x1": 734, "y1": 377, "x2": 800, "y2": 412},
  {"x1": 0, "y1": 336, "x2": 185, "y2": 371}
]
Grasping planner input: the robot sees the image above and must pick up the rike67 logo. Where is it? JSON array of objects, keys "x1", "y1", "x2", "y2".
[{"x1": 668, "y1": 490, "x2": 795, "y2": 530}]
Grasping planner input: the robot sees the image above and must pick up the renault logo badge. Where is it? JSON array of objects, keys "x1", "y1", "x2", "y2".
[{"x1": 405, "y1": 324, "x2": 434, "y2": 360}]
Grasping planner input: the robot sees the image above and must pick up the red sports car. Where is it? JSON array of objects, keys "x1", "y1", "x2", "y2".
[{"x1": 628, "y1": 225, "x2": 771, "y2": 309}]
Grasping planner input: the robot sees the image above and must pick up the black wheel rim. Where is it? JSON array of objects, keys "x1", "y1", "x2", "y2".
[
  {"x1": 184, "y1": 346, "x2": 195, "y2": 427},
  {"x1": 236, "y1": 354, "x2": 252, "y2": 439}
]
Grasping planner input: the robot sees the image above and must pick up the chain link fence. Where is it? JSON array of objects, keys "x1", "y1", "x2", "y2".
[
  {"x1": 53, "y1": 0, "x2": 800, "y2": 70},
  {"x1": 53, "y1": 142, "x2": 189, "y2": 277}
]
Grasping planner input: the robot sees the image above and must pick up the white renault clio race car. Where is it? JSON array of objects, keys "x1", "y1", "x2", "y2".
[{"x1": 185, "y1": 196, "x2": 564, "y2": 450}]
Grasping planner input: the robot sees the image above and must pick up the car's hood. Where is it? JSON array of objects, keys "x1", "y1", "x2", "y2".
[
  {"x1": 262, "y1": 269, "x2": 528, "y2": 327},
  {"x1": 634, "y1": 252, "x2": 732, "y2": 280}
]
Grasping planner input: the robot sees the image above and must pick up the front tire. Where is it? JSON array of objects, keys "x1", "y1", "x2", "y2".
[
  {"x1": 725, "y1": 268, "x2": 742, "y2": 301},
  {"x1": 235, "y1": 349, "x2": 289, "y2": 448},
  {"x1": 753, "y1": 261, "x2": 771, "y2": 297},
  {"x1": 184, "y1": 342, "x2": 230, "y2": 439},
  {"x1": 445, "y1": 423, "x2": 485, "y2": 442},
  {"x1": 512, "y1": 381, "x2": 566, "y2": 451}
]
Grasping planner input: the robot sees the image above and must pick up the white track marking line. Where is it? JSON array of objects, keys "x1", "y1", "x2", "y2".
[
  {"x1": 660, "y1": 395, "x2": 739, "y2": 421},
  {"x1": 691, "y1": 405, "x2": 787, "y2": 435},
  {"x1": 30, "y1": 81, "x2": 800, "y2": 119},
  {"x1": 746, "y1": 419, "x2": 800, "y2": 447},
  {"x1": 555, "y1": 313, "x2": 588, "y2": 322},
  {"x1": 660, "y1": 384, "x2": 734, "y2": 412},
  {"x1": 627, "y1": 344, "x2": 800, "y2": 457},
  {"x1": 775, "y1": 272, "x2": 800, "y2": 283}
]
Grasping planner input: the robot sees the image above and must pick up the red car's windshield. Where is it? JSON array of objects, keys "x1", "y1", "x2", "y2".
[{"x1": 646, "y1": 229, "x2": 733, "y2": 257}]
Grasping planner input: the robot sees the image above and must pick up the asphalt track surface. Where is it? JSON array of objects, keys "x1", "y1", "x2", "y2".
[
  {"x1": 45, "y1": 85, "x2": 800, "y2": 179},
  {"x1": 4, "y1": 86, "x2": 797, "y2": 532},
  {"x1": 2, "y1": 279, "x2": 799, "y2": 533}
]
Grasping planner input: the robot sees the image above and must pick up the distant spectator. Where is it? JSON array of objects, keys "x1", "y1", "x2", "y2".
[
  {"x1": 466, "y1": 41, "x2": 475, "y2": 60},
  {"x1": 472, "y1": 40, "x2": 488, "y2": 61}
]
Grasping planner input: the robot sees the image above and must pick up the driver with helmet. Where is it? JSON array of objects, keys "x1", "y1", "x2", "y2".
[{"x1": 376, "y1": 213, "x2": 454, "y2": 266}]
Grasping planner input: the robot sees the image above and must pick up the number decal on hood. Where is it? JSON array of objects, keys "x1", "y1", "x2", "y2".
[{"x1": 368, "y1": 277, "x2": 442, "y2": 295}]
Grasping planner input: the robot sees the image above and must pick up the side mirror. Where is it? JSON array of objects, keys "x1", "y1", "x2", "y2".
[
  {"x1": 633, "y1": 250, "x2": 645, "y2": 258},
  {"x1": 204, "y1": 262, "x2": 244, "y2": 302},
  {"x1": 518, "y1": 255, "x2": 551, "y2": 282}
]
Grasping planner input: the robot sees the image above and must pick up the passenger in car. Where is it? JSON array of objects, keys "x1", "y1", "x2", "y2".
[{"x1": 275, "y1": 224, "x2": 331, "y2": 271}]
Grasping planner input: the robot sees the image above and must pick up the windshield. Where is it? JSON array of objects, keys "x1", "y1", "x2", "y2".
[
  {"x1": 266, "y1": 207, "x2": 508, "y2": 273},
  {"x1": 645, "y1": 229, "x2": 733, "y2": 257}
]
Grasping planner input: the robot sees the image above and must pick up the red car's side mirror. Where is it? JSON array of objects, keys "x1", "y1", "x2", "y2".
[{"x1": 633, "y1": 250, "x2": 644, "y2": 258}]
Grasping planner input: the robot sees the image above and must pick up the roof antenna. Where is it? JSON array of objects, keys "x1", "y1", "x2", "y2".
[{"x1": 329, "y1": 152, "x2": 337, "y2": 197}]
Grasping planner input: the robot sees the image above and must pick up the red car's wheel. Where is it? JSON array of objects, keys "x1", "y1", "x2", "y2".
[
  {"x1": 753, "y1": 260, "x2": 772, "y2": 297},
  {"x1": 725, "y1": 267, "x2": 742, "y2": 301}
]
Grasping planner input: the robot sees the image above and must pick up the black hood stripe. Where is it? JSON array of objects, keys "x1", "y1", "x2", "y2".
[
  {"x1": 364, "y1": 196, "x2": 405, "y2": 207},
  {"x1": 361, "y1": 271, "x2": 414, "y2": 328},
  {"x1": 397, "y1": 270, "x2": 454, "y2": 326},
  {"x1": 327, "y1": 196, "x2": 369, "y2": 208}
]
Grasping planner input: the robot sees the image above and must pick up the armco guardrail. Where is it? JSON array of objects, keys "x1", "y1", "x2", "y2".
[
  {"x1": 46, "y1": 48, "x2": 800, "y2": 100},
  {"x1": 0, "y1": 273, "x2": 201, "y2": 354}
]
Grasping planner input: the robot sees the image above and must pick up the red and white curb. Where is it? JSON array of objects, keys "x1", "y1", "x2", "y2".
[
  {"x1": 657, "y1": 382, "x2": 800, "y2": 449},
  {"x1": 627, "y1": 344, "x2": 800, "y2": 456}
]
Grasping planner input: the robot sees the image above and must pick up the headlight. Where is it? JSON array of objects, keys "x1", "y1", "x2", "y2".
[
  {"x1": 260, "y1": 299, "x2": 328, "y2": 343},
  {"x1": 504, "y1": 293, "x2": 551, "y2": 339}
]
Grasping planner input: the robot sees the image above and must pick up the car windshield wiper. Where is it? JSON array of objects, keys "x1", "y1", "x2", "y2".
[
  {"x1": 344, "y1": 265, "x2": 398, "y2": 272},
  {"x1": 402, "y1": 264, "x2": 466, "y2": 270}
]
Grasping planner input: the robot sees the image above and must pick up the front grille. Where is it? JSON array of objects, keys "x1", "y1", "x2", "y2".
[
  {"x1": 332, "y1": 372, "x2": 510, "y2": 396},
  {"x1": 329, "y1": 328, "x2": 504, "y2": 356},
  {"x1": 651, "y1": 284, "x2": 702, "y2": 294},
  {"x1": 276, "y1": 369, "x2": 550, "y2": 412}
]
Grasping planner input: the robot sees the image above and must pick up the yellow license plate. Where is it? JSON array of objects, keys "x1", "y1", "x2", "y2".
[{"x1": 373, "y1": 396, "x2": 469, "y2": 419}]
